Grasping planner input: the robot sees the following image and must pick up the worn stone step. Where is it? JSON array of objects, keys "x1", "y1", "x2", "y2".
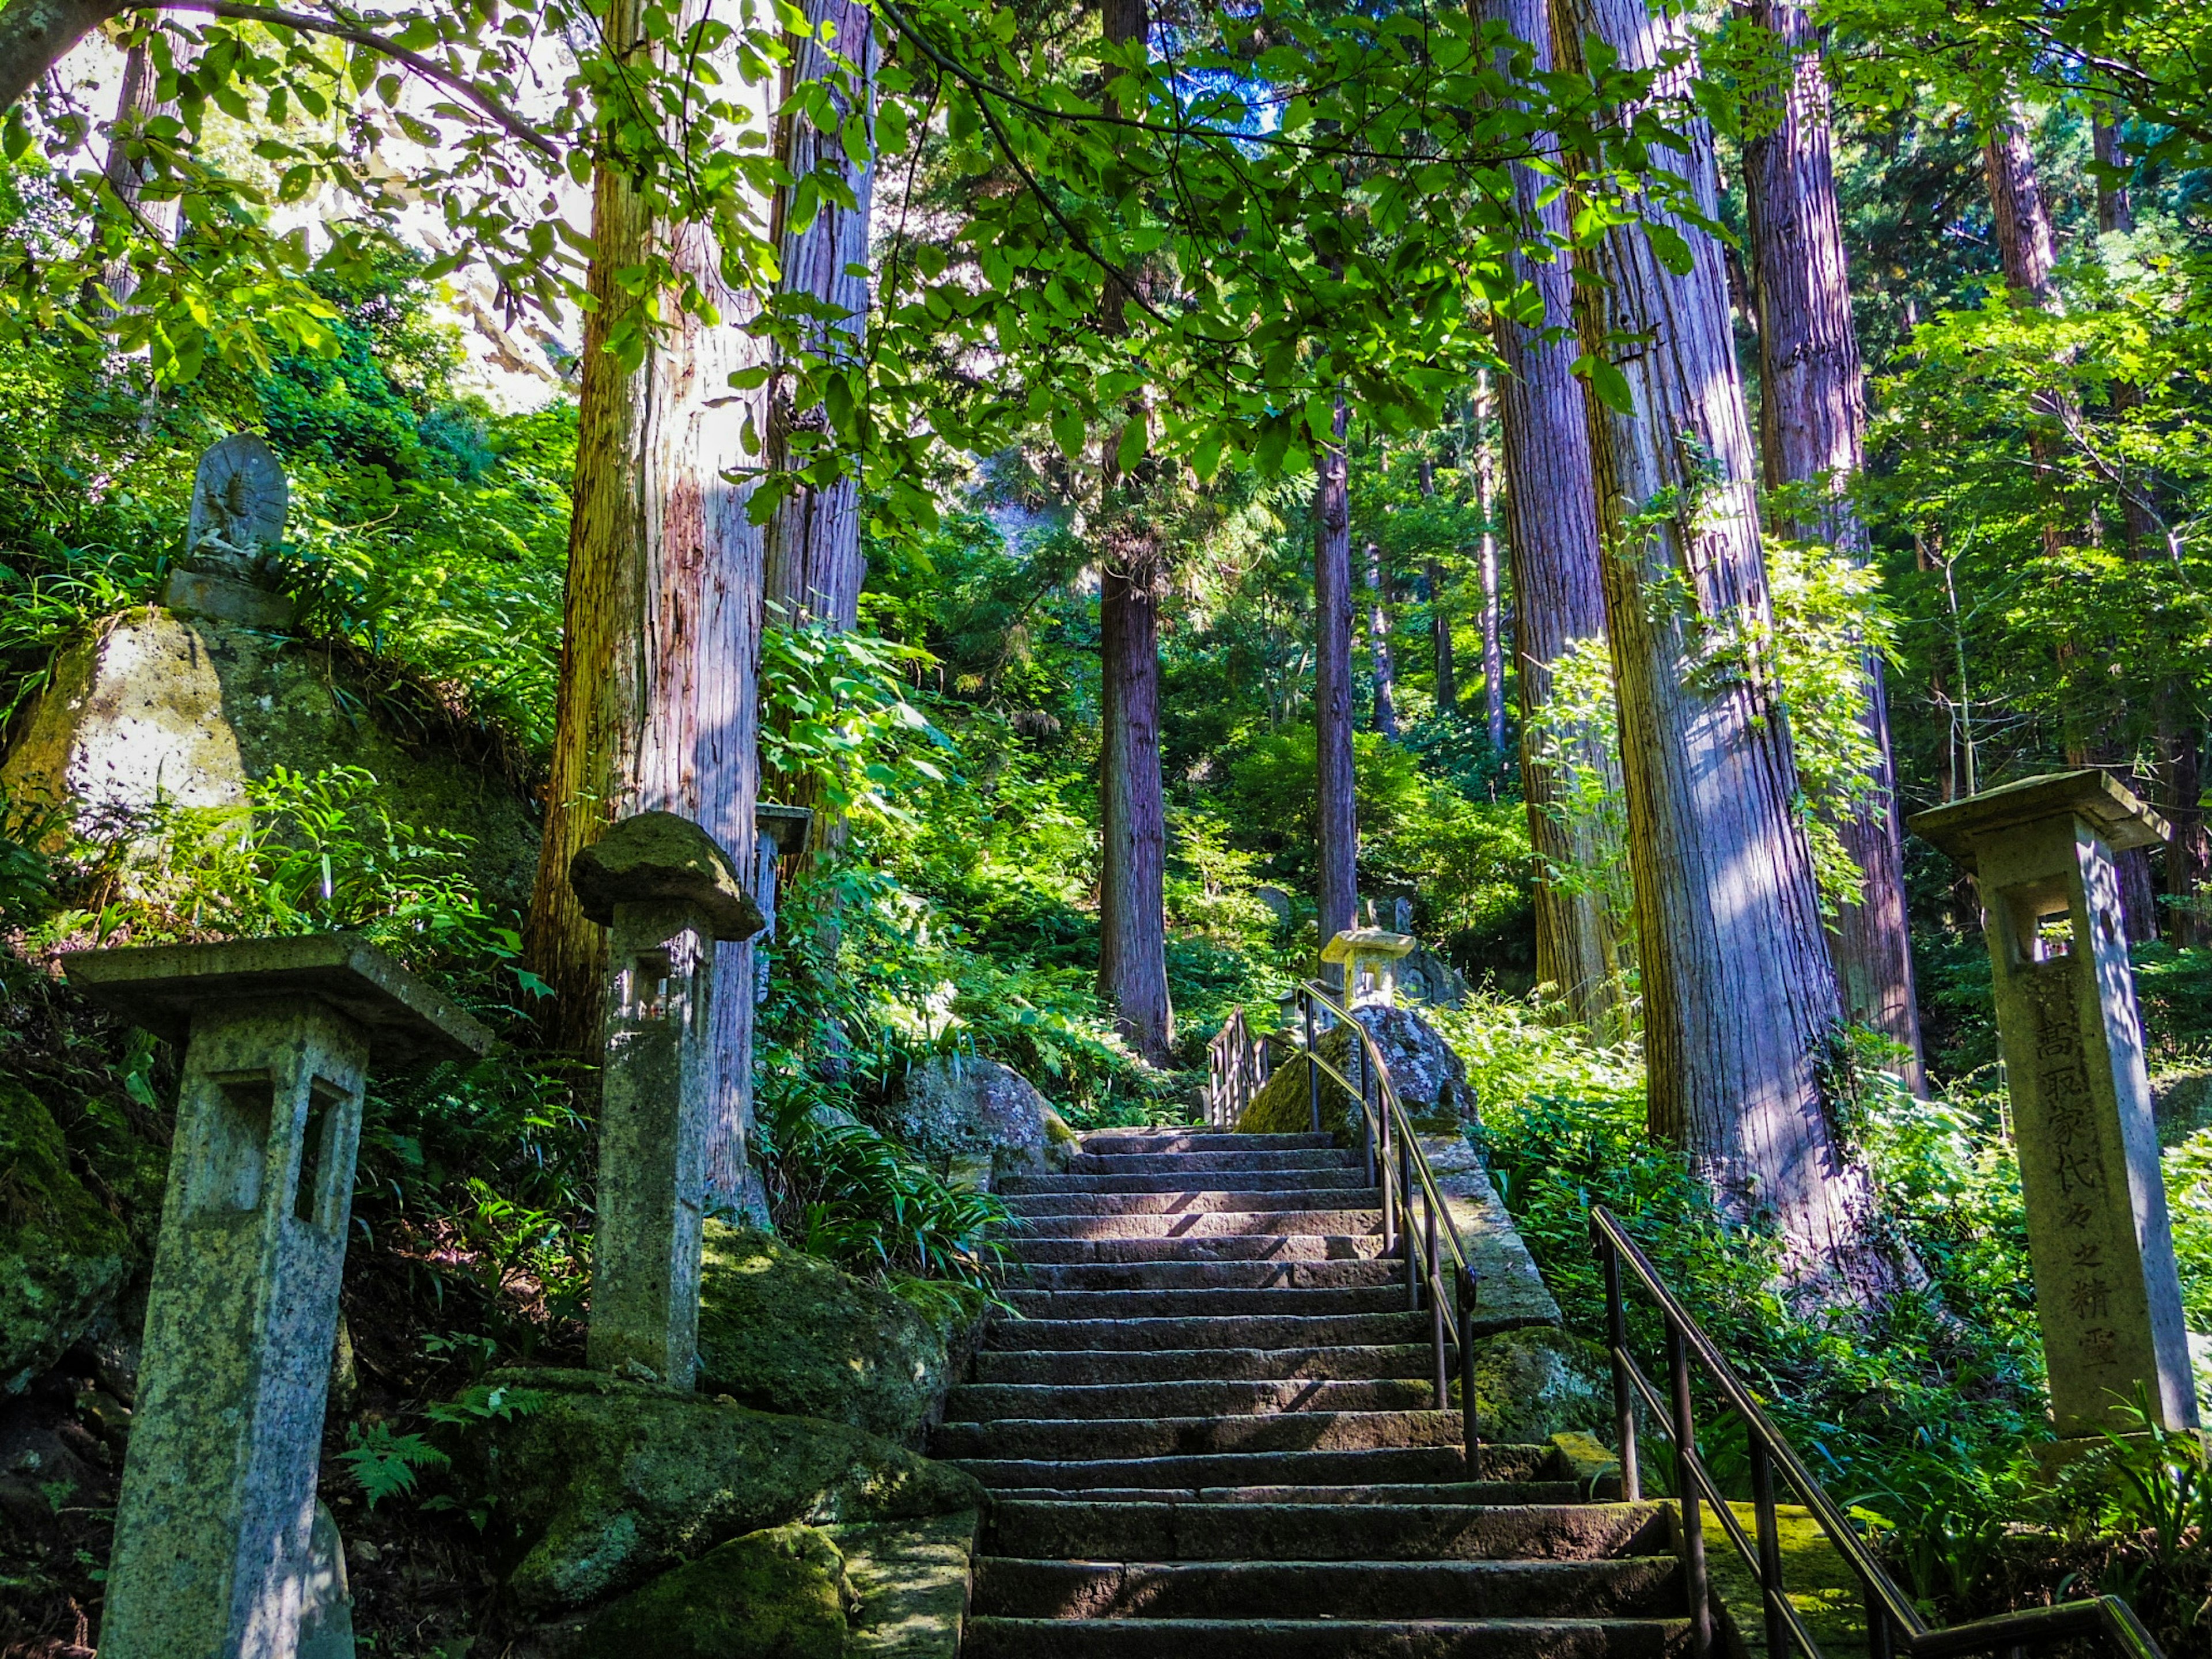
[
  {"x1": 983, "y1": 1499, "x2": 1676, "y2": 1563},
  {"x1": 1005, "y1": 1187, "x2": 1382, "y2": 1216},
  {"x1": 974, "y1": 1556, "x2": 1684, "y2": 1621},
  {"x1": 985, "y1": 1312, "x2": 1426, "y2": 1351},
  {"x1": 933, "y1": 1408, "x2": 1462, "y2": 1462},
  {"x1": 967, "y1": 1481, "x2": 1575, "y2": 1505},
  {"x1": 1016, "y1": 1209, "x2": 1384, "y2": 1240},
  {"x1": 1080, "y1": 1132, "x2": 1338, "y2": 1154},
  {"x1": 945, "y1": 1377, "x2": 1442, "y2": 1422},
  {"x1": 1000, "y1": 1285, "x2": 1415, "y2": 1319},
  {"x1": 1007, "y1": 1260, "x2": 1407, "y2": 1293},
  {"x1": 972, "y1": 1343, "x2": 1437, "y2": 1386},
  {"x1": 1002, "y1": 1169, "x2": 1373, "y2": 1196},
  {"x1": 964, "y1": 1616, "x2": 1692, "y2": 1658},
  {"x1": 1009, "y1": 1234, "x2": 1391, "y2": 1265},
  {"x1": 1071, "y1": 1150, "x2": 1357, "y2": 1176},
  {"x1": 948, "y1": 1447, "x2": 1494, "y2": 1491}
]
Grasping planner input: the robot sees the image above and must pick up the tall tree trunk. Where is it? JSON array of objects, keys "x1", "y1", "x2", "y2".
[
  {"x1": 764, "y1": 0, "x2": 876, "y2": 858},
  {"x1": 1091, "y1": 0, "x2": 1173, "y2": 1060},
  {"x1": 524, "y1": 0, "x2": 773, "y2": 1207},
  {"x1": 1555, "y1": 0, "x2": 1886, "y2": 1289},
  {"x1": 1474, "y1": 372, "x2": 1506, "y2": 755},
  {"x1": 1487, "y1": 0, "x2": 1626, "y2": 1036},
  {"x1": 94, "y1": 31, "x2": 180, "y2": 309},
  {"x1": 1366, "y1": 539, "x2": 1398, "y2": 738},
  {"x1": 1740, "y1": 0, "x2": 1925, "y2": 1089},
  {"x1": 2093, "y1": 110, "x2": 2133, "y2": 236},
  {"x1": 1315, "y1": 393, "x2": 1359, "y2": 949}
]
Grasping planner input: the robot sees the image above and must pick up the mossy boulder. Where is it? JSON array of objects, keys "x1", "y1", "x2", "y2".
[
  {"x1": 1236, "y1": 1003, "x2": 1473, "y2": 1144},
  {"x1": 466, "y1": 1368, "x2": 983, "y2": 1615},
  {"x1": 567, "y1": 1524, "x2": 855, "y2": 1659},
  {"x1": 0, "y1": 1080, "x2": 134, "y2": 1393},
  {"x1": 697, "y1": 1223, "x2": 954, "y2": 1445},
  {"x1": 1460, "y1": 1327, "x2": 1615, "y2": 1445},
  {"x1": 889, "y1": 1055, "x2": 1073, "y2": 1180}
]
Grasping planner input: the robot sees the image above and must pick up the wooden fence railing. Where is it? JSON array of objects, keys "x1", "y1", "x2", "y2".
[{"x1": 1204, "y1": 1006, "x2": 1275, "y2": 1128}]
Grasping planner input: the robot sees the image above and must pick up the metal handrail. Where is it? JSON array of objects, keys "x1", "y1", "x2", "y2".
[
  {"x1": 1592, "y1": 1204, "x2": 2166, "y2": 1659},
  {"x1": 1291, "y1": 977, "x2": 1483, "y2": 1473}
]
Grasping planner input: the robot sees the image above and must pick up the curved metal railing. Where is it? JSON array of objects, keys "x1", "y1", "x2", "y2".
[
  {"x1": 1593, "y1": 1203, "x2": 2166, "y2": 1659},
  {"x1": 1283, "y1": 977, "x2": 1484, "y2": 1474}
]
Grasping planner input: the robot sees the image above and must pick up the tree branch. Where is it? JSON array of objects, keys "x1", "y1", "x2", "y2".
[
  {"x1": 0, "y1": 0, "x2": 135, "y2": 112},
  {"x1": 145, "y1": 0, "x2": 560, "y2": 156}
]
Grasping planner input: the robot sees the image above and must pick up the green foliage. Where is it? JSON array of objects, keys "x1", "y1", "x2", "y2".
[{"x1": 339, "y1": 1422, "x2": 450, "y2": 1510}]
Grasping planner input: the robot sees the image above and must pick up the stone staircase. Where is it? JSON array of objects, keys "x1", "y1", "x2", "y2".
[{"x1": 933, "y1": 1128, "x2": 1694, "y2": 1657}]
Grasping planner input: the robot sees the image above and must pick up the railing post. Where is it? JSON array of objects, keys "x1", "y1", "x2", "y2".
[
  {"x1": 1600, "y1": 1226, "x2": 1641, "y2": 1502},
  {"x1": 1404, "y1": 1130, "x2": 1420, "y2": 1309},
  {"x1": 1749, "y1": 1436, "x2": 1789, "y2": 1659},
  {"x1": 1428, "y1": 1198, "x2": 1446, "y2": 1404},
  {"x1": 1669, "y1": 1317, "x2": 1712, "y2": 1659},
  {"x1": 1358, "y1": 1038, "x2": 1377, "y2": 1193},
  {"x1": 1304, "y1": 994, "x2": 1321, "y2": 1137},
  {"x1": 1457, "y1": 1264, "x2": 1481, "y2": 1480},
  {"x1": 1863, "y1": 1578, "x2": 1893, "y2": 1659}
]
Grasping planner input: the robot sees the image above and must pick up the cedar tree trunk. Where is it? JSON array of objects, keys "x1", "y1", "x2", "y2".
[
  {"x1": 1555, "y1": 0, "x2": 1887, "y2": 1289},
  {"x1": 1315, "y1": 392, "x2": 1359, "y2": 948},
  {"x1": 1474, "y1": 371, "x2": 1506, "y2": 755},
  {"x1": 1367, "y1": 540, "x2": 1397, "y2": 738}
]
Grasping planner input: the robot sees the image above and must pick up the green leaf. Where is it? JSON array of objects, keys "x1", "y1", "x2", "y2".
[
  {"x1": 1114, "y1": 416, "x2": 1146, "y2": 474},
  {"x1": 1051, "y1": 407, "x2": 1085, "y2": 460},
  {"x1": 1644, "y1": 221, "x2": 1694, "y2": 276}
]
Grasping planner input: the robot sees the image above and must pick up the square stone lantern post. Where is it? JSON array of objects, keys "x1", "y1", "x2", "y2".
[
  {"x1": 569, "y1": 812, "x2": 763, "y2": 1388},
  {"x1": 63, "y1": 934, "x2": 490, "y2": 1659},
  {"x1": 1321, "y1": 926, "x2": 1417, "y2": 1007},
  {"x1": 1911, "y1": 770, "x2": 2198, "y2": 1442}
]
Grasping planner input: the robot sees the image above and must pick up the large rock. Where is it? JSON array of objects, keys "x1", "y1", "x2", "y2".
[
  {"x1": 697, "y1": 1224, "x2": 955, "y2": 1445},
  {"x1": 0, "y1": 1081, "x2": 135, "y2": 1393},
  {"x1": 889, "y1": 1055, "x2": 1074, "y2": 1181},
  {"x1": 565, "y1": 1523, "x2": 856, "y2": 1659},
  {"x1": 1, "y1": 608, "x2": 540, "y2": 916},
  {"x1": 1461, "y1": 1327, "x2": 1615, "y2": 1444},
  {"x1": 1236, "y1": 1003, "x2": 1473, "y2": 1142},
  {"x1": 464, "y1": 1368, "x2": 982, "y2": 1614}
]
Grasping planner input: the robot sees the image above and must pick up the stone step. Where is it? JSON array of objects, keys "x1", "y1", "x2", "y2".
[
  {"x1": 948, "y1": 1448, "x2": 1495, "y2": 1491},
  {"x1": 985, "y1": 1312, "x2": 1427, "y2": 1351},
  {"x1": 964, "y1": 1616, "x2": 1692, "y2": 1658},
  {"x1": 964, "y1": 1482, "x2": 1577, "y2": 1505},
  {"x1": 944, "y1": 1378, "x2": 1442, "y2": 1422},
  {"x1": 1001, "y1": 1169, "x2": 1373, "y2": 1196},
  {"x1": 972, "y1": 1343, "x2": 1438, "y2": 1386},
  {"x1": 1080, "y1": 1132, "x2": 1338, "y2": 1154},
  {"x1": 982, "y1": 1499, "x2": 1676, "y2": 1563},
  {"x1": 1000, "y1": 1285, "x2": 1416, "y2": 1319},
  {"x1": 1005, "y1": 1187, "x2": 1383, "y2": 1216},
  {"x1": 1009, "y1": 1234, "x2": 1391, "y2": 1265},
  {"x1": 933, "y1": 1409, "x2": 1463, "y2": 1462},
  {"x1": 1016, "y1": 1209, "x2": 1384, "y2": 1240},
  {"x1": 1007, "y1": 1260, "x2": 1407, "y2": 1293},
  {"x1": 974, "y1": 1556, "x2": 1684, "y2": 1620},
  {"x1": 1070, "y1": 1150, "x2": 1358, "y2": 1175}
]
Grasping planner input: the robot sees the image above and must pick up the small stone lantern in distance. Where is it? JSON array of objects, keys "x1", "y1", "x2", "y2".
[
  {"x1": 1321, "y1": 925, "x2": 1417, "y2": 1007},
  {"x1": 1911, "y1": 769, "x2": 2198, "y2": 1446},
  {"x1": 63, "y1": 934, "x2": 490, "y2": 1659},
  {"x1": 570, "y1": 812, "x2": 763, "y2": 1388}
]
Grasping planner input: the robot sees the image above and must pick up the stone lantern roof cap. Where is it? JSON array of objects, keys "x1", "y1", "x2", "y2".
[
  {"x1": 62, "y1": 934, "x2": 493, "y2": 1063},
  {"x1": 1909, "y1": 768, "x2": 2171, "y2": 870},
  {"x1": 570, "y1": 811, "x2": 764, "y2": 940},
  {"x1": 1320, "y1": 927, "x2": 1418, "y2": 964},
  {"x1": 757, "y1": 803, "x2": 814, "y2": 856}
]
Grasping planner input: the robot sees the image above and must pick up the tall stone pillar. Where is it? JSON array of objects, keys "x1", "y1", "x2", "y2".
[
  {"x1": 570, "y1": 812, "x2": 763, "y2": 1387},
  {"x1": 1912, "y1": 771, "x2": 2198, "y2": 1440},
  {"x1": 64, "y1": 936, "x2": 489, "y2": 1659}
]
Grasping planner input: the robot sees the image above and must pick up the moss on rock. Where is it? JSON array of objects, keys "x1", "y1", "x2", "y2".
[
  {"x1": 467, "y1": 1368, "x2": 983, "y2": 1615},
  {"x1": 0, "y1": 1080, "x2": 134, "y2": 1392},
  {"x1": 567, "y1": 1524, "x2": 855, "y2": 1659},
  {"x1": 1237, "y1": 1004, "x2": 1474, "y2": 1145},
  {"x1": 1460, "y1": 1327, "x2": 1615, "y2": 1445},
  {"x1": 697, "y1": 1223, "x2": 953, "y2": 1445}
]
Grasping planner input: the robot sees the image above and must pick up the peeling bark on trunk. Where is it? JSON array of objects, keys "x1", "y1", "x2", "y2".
[
  {"x1": 1474, "y1": 372, "x2": 1506, "y2": 755},
  {"x1": 94, "y1": 32, "x2": 183, "y2": 309},
  {"x1": 1740, "y1": 0, "x2": 1925, "y2": 1090},
  {"x1": 1486, "y1": 0, "x2": 1625, "y2": 1036},
  {"x1": 1091, "y1": 0, "x2": 1173, "y2": 1062},
  {"x1": 1555, "y1": 0, "x2": 1886, "y2": 1290},
  {"x1": 1366, "y1": 540, "x2": 1397, "y2": 738},
  {"x1": 0, "y1": 0, "x2": 131, "y2": 114},
  {"x1": 524, "y1": 0, "x2": 772, "y2": 1207},
  {"x1": 1983, "y1": 104, "x2": 2073, "y2": 566},
  {"x1": 1315, "y1": 393, "x2": 1359, "y2": 948}
]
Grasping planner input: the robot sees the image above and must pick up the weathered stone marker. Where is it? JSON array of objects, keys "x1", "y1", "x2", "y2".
[
  {"x1": 1912, "y1": 771, "x2": 2199, "y2": 1440},
  {"x1": 63, "y1": 935, "x2": 490, "y2": 1659},
  {"x1": 1321, "y1": 925, "x2": 1416, "y2": 1007},
  {"x1": 571, "y1": 812, "x2": 764, "y2": 1387},
  {"x1": 165, "y1": 433, "x2": 297, "y2": 630}
]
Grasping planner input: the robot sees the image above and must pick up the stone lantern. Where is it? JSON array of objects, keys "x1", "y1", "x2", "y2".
[
  {"x1": 1911, "y1": 770, "x2": 2198, "y2": 1442},
  {"x1": 1321, "y1": 926, "x2": 1416, "y2": 1007}
]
